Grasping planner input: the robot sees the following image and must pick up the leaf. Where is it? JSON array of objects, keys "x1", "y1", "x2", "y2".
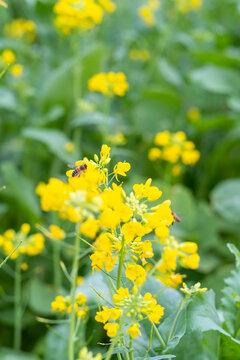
[
  {"x1": 28, "y1": 279, "x2": 56, "y2": 316},
  {"x1": 71, "y1": 111, "x2": 113, "y2": 127},
  {"x1": 22, "y1": 127, "x2": 78, "y2": 163},
  {"x1": 0, "y1": 347, "x2": 39, "y2": 360},
  {"x1": 40, "y1": 46, "x2": 104, "y2": 112},
  {"x1": 158, "y1": 59, "x2": 183, "y2": 87},
  {"x1": 210, "y1": 178, "x2": 240, "y2": 224},
  {"x1": 228, "y1": 97, "x2": 240, "y2": 112},
  {"x1": 44, "y1": 325, "x2": 69, "y2": 360},
  {"x1": 227, "y1": 243, "x2": 240, "y2": 268},
  {"x1": 0, "y1": 162, "x2": 41, "y2": 222},
  {"x1": 190, "y1": 65, "x2": 240, "y2": 94},
  {"x1": 135, "y1": 356, "x2": 175, "y2": 360},
  {"x1": 0, "y1": 86, "x2": 17, "y2": 111}
]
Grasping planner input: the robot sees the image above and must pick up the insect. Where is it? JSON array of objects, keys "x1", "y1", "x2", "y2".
[
  {"x1": 69, "y1": 163, "x2": 87, "y2": 177},
  {"x1": 171, "y1": 211, "x2": 181, "y2": 224}
]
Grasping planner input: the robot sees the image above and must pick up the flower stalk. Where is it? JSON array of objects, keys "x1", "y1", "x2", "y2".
[{"x1": 14, "y1": 256, "x2": 22, "y2": 350}]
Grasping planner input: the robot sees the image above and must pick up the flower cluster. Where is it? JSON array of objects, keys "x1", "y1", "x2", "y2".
[
  {"x1": 0, "y1": 49, "x2": 23, "y2": 78},
  {"x1": 138, "y1": 0, "x2": 160, "y2": 26},
  {"x1": 53, "y1": 0, "x2": 116, "y2": 34},
  {"x1": 173, "y1": 0, "x2": 202, "y2": 13},
  {"x1": 4, "y1": 19, "x2": 36, "y2": 42},
  {"x1": 51, "y1": 293, "x2": 88, "y2": 319},
  {"x1": 129, "y1": 49, "x2": 150, "y2": 62},
  {"x1": 77, "y1": 347, "x2": 102, "y2": 360},
  {"x1": 0, "y1": 224, "x2": 44, "y2": 259},
  {"x1": 95, "y1": 288, "x2": 164, "y2": 338},
  {"x1": 88, "y1": 72, "x2": 129, "y2": 97},
  {"x1": 149, "y1": 130, "x2": 200, "y2": 176},
  {"x1": 155, "y1": 236, "x2": 200, "y2": 288}
]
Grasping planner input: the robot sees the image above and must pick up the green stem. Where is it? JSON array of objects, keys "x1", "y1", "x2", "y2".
[
  {"x1": 117, "y1": 353, "x2": 122, "y2": 360},
  {"x1": 14, "y1": 256, "x2": 22, "y2": 350},
  {"x1": 167, "y1": 298, "x2": 186, "y2": 343},
  {"x1": 53, "y1": 241, "x2": 61, "y2": 292},
  {"x1": 117, "y1": 237, "x2": 125, "y2": 289},
  {"x1": 129, "y1": 338, "x2": 134, "y2": 360},
  {"x1": 152, "y1": 322, "x2": 166, "y2": 349},
  {"x1": 68, "y1": 224, "x2": 80, "y2": 360},
  {"x1": 0, "y1": 240, "x2": 22, "y2": 269},
  {"x1": 144, "y1": 323, "x2": 153, "y2": 359}
]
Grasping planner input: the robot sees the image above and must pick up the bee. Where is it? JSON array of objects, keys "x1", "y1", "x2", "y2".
[
  {"x1": 69, "y1": 163, "x2": 87, "y2": 177},
  {"x1": 171, "y1": 211, "x2": 181, "y2": 224}
]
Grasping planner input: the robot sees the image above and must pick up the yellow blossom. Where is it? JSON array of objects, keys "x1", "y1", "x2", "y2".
[
  {"x1": 10, "y1": 64, "x2": 23, "y2": 78},
  {"x1": 126, "y1": 323, "x2": 141, "y2": 338},
  {"x1": 0, "y1": 0, "x2": 7, "y2": 7},
  {"x1": 125, "y1": 263, "x2": 146, "y2": 286},
  {"x1": 80, "y1": 219, "x2": 100, "y2": 239},
  {"x1": 113, "y1": 161, "x2": 131, "y2": 181},
  {"x1": 113, "y1": 287, "x2": 129, "y2": 304},
  {"x1": 88, "y1": 72, "x2": 129, "y2": 97},
  {"x1": 49, "y1": 225, "x2": 66, "y2": 240},
  {"x1": 4, "y1": 19, "x2": 36, "y2": 42},
  {"x1": 187, "y1": 107, "x2": 201, "y2": 122},
  {"x1": 155, "y1": 131, "x2": 171, "y2": 146},
  {"x1": 64, "y1": 142, "x2": 74, "y2": 152},
  {"x1": 148, "y1": 147, "x2": 162, "y2": 161},
  {"x1": 1, "y1": 49, "x2": 15, "y2": 64},
  {"x1": 104, "y1": 322, "x2": 119, "y2": 337},
  {"x1": 20, "y1": 223, "x2": 30, "y2": 235}
]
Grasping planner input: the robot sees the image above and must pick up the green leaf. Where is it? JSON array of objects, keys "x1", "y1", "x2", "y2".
[
  {"x1": 0, "y1": 86, "x2": 17, "y2": 111},
  {"x1": 0, "y1": 347, "x2": 39, "y2": 360},
  {"x1": 227, "y1": 243, "x2": 240, "y2": 268},
  {"x1": 190, "y1": 65, "x2": 240, "y2": 94},
  {"x1": 28, "y1": 279, "x2": 56, "y2": 316},
  {"x1": 210, "y1": 178, "x2": 240, "y2": 224},
  {"x1": 44, "y1": 325, "x2": 69, "y2": 360},
  {"x1": 71, "y1": 112, "x2": 113, "y2": 127},
  {"x1": 40, "y1": 46, "x2": 104, "y2": 112},
  {"x1": 158, "y1": 59, "x2": 183, "y2": 87},
  {"x1": 22, "y1": 127, "x2": 78, "y2": 163},
  {"x1": 0, "y1": 162, "x2": 41, "y2": 222}
]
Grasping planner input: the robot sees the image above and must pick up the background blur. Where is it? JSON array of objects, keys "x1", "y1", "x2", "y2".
[{"x1": 0, "y1": 0, "x2": 240, "y2": 358}]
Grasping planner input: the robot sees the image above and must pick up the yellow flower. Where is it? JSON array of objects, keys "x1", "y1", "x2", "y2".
[
  {"x1": 21, "y1": 262, "x2": 28, "y2": 271},
  {"x1": 100, "y1": 144, "x2": 111, "y2": 162},
  {"x1": 113, "y1": 287, "x2": 129, "y2": 304},
  {"x1": 148, "y1": 147, "x2": 162, "y2": 161},
  {"x1": 147, "y1": 304, "x2": 164, "y2": 323},
  {"x1": 80, "y1": 219, "x2": 100, "y2": 239},
  {"x1": 1, "y1": 49, "x2": 15, "y2": 64},
  {"x1": 11, "y1": 64, "x2": 23, "y2": 78},
  {"x1": 129, "y1": 49, "x2": 150, "y2": 62},
  {"x1": 95, "y1": 306, "x2": 111, "y2": 323},
  {"x1": 114, "y1": 161, "x2": 131, "y2": 181},
  {"x1": 20, "y1": 223, "x2": 30, "y2": 235},
  {"x1": 104, "y1": 322, "x2": 119, "y2": 337},
  {"x1": 125, "y1": 263, "x2": 146, "y2": 286},
  {"x1": 109, "y1": 308, "x2": 122, "y2": 320},
  {"x1": 122, "y1": 221, "x2": 145, "y2": 242},
  {"x1": 99, "y1": 209, "x2": 121, "y2": 229},
  {"x1": 49, "y1": 225, "x2": 66, "y2": 240},
  {"x1": 154, "y1": 131, "x2": 170, "y2": 146},
  {"x1": 187, "y1": 107, "x2": 201, "y2": 122},
  {"x1": 126, "y1": 323, "x2": 141, "y2": 338},
  {"x1": 4, "y1": 19, "x2": 36, "y2": 42},
  {"x1": 0, "y1": 0, "x2": 7, "y2": 7},
  {"x1": 172, "y1": 164, "x2": 181, "y2": 176},
  {"x1": 138, "y1": 6, "x2": 155, "y2": 26},
  {"x1": 179, "y1": 242, "x2": 198, "y2": 254},
  {"x1": 181, "y1": 150, "x2": 200, "y2": 165},
  {"x1": 180, "y1": 253, "x2": 200, "y2": 269},
  {"x1": 98, "y1": 0, "x2": 116, "y2": 12},
  {"x1": 88, "y1": 72, "x2": 129, "y2": 97},
  {"x1": 162, "y1": 144, "x2": 182, "y2": 163},
  {"x1": 64, "y1": 142, "x2": 74, "y2": 152}
]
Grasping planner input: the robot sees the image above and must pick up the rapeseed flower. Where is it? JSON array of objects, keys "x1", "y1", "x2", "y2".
[
  {"x1": 4, "y1": 19, "x2": 36, "y2": 42},
  {"x1": 88, "y1": 72, "x2": 129, "y2": 96},
  {"x1": 51, "y1": 293, "x2": 88, "y2": 319},
  {"x1": 149, "y1": 130, "x2": 200, "y2": 174}
]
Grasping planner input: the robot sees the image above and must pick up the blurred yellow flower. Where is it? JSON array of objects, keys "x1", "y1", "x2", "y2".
[
  {"x1": 64, "y1": 142, "x2": 74, "y2": 152},
  {"x1": 126, "y1": 323, "x2": 141, "y2": 338},
  {"x1": 1, "y1": 49, "x2": 15, "y2": 65},
  {"x1": 11, "y1": 64, "x2": 23, "y2": 78},
  {"x1": 88, "y1": 72, "x2": 129, "y2": 97},
  {"x1": 187, "y1": 107, "x2": 201, "y2": 122},
  {"x1": 5, "y1": 19, "x2": 36, "y2": 42},
  {"x1": 113, "y1": 161, "x2": 131, "y2": 181},
  {"x1": 0, "y1": 0, "x2": 7, "y2": 7},
  {"x1": 129, "y1": 49, "x2": 150, "y2": 62}
]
